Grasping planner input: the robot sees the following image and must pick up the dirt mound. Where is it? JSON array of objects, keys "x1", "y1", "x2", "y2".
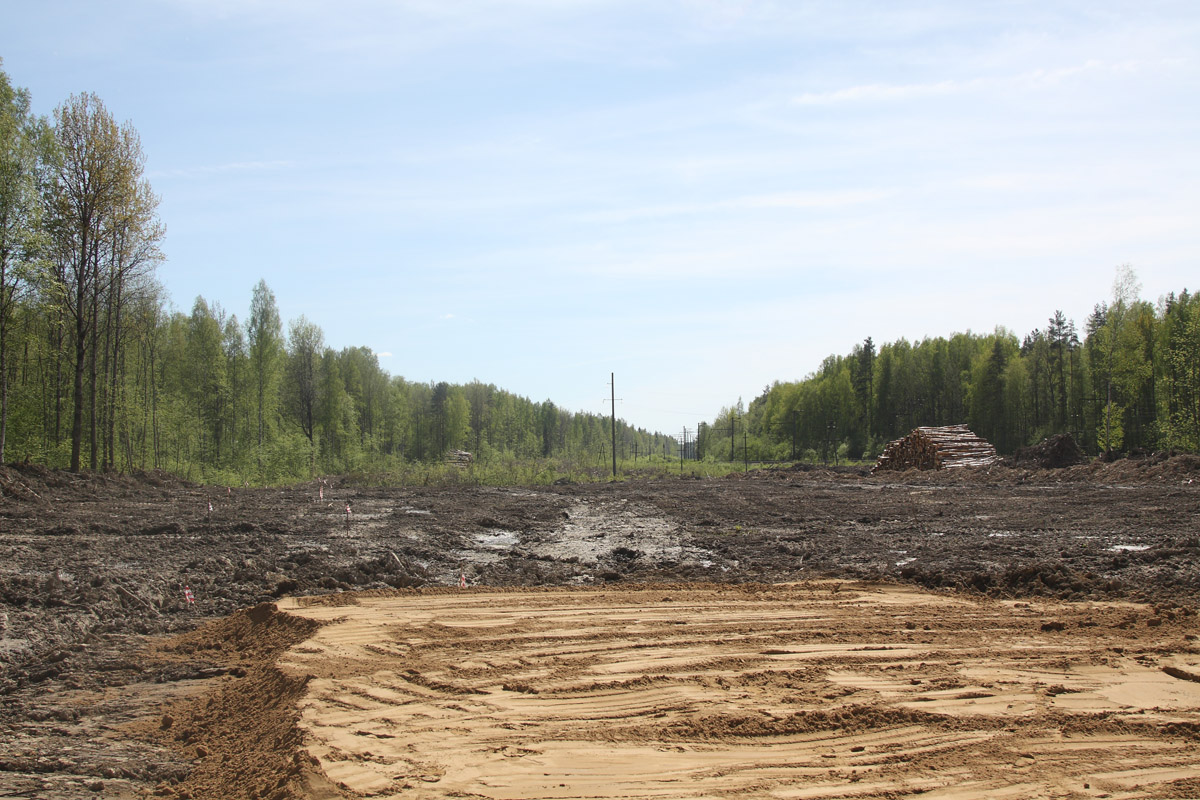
[
  {"x1": 152, "y1": 602, "x2": 323, "y2": 666},
  {"x1": 0, "y1": 463, "x2": 197, "y2": 505},
  {"x1": 1056, "y1": 451, "x2": 1200, "y2": 484},
  {"x1": 136, "y1": 604, "x2": 326, "y2": 800},
  {"x1": 883, "y1": 448, "x2": 1199, "y2": 485},
  {"x1": 898, "y1": 560, "x2": 1129, "y2": 600},
  {"x1": 1009, "y1": 433, "x2": 1087, "y2": 469},
  {"x1": 1145, "y1": 452, "x2": 1200, "y2": 479},
  {"x1": 0, "y1": 464, "x2": 54, "y2": 502}
]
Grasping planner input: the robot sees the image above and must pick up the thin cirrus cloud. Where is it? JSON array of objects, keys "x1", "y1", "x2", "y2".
[
  {"x1": 574, "y1": 189, "x2": 894, "y2": 224},
  {"x1": 793, "y1": 80, "x2": 962, "y2": 105},
  {"x1": 148, "y1": 160, "x2": 294, "y2": 180},
  {"x1": 791, "y1": 58, "x2": 1169, "y2": 106}
]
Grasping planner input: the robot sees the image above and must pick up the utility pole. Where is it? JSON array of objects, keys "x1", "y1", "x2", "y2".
[{"x1": 610, "y1": 373, "x2": 617, "y2": 479}]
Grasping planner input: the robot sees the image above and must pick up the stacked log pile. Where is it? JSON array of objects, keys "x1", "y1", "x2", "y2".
[
  {"x1": 445, "y1": 450, "x2": 474, "y2": 469},
  {"x1": 872, "y1": 424, "x2": 999, "y2": 472}
]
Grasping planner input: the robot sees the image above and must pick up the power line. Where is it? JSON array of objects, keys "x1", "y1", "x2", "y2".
[{"x1": 621, "y1": 404, "x2": 715, "y2": 418}]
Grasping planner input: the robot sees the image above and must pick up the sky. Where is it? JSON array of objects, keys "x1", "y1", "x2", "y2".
[{"x1": 3, "y1": 1, "x2": 1198, "y2": 436}]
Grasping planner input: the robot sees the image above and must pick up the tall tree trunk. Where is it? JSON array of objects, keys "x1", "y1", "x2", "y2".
[
  {"x1": 52, "y1": 311, "x2": 63, "y2": 448},
  {"x1": 101, "y1": 282, "x2": 112, "y2": 470},
  {"x1": 39, "y1": 351, "x2": 48, "y2": 456},
  {"x1": 151, "y1": 340, "x2": 159, "y2": 469},
  {"x1": 145, "y1": 344, "x2": 153, "y2": 469},
  {"x1": 0, "y1": 309, "x2": 7, "y2": 464},
  {"x1": 70, "y1": 298, "x2": 86, "y2": 472},
  {"x1": 0, "y1": 258, "x2": 10, "y2": 464},
  {"x1": 105, "y1": 273, "x2": 122, "y2": 471},
  {"x1": 88, "y1": 253, "x2": 100, "y2": 471}
]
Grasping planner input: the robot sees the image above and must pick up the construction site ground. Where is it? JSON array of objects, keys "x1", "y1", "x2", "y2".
[{"x1": 1, "y1": 455, "x2": 1198, "y2": 799}]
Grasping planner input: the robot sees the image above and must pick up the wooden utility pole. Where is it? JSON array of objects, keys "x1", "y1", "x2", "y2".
[{"x1": 610, "y1": 373, "x2": 617, "y2": 479}]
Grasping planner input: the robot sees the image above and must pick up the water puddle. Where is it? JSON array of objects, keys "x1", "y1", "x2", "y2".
[{"x1": 475, "y1": 530, "x2": 519, "y2": 549}]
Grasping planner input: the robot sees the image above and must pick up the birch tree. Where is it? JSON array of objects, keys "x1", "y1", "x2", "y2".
[
  {"x1": 0, "y1": 64, "x2": 47, "y2": 463},
  {"x1": 285, "y1": 315, "x2": 323, "y2": 448},
  {"x1": 247, "y1": 279, "x2": 282, "y2": 449},
  {"x1": 45, "y1": 93, "x2": 161, "y2": 471}
]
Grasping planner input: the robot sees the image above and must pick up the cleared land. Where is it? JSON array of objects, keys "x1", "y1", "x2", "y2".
[
  {"x1": 0, "y1": 456, "x2": 1198, "y2": 798},
  {"x1": 276, "y1": 584, "x2": 1200, "y2": 800}
]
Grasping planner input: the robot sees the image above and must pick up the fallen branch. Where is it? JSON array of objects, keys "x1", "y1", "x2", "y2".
[{"x1": 115, "y1": 584, "x2": 159, "y2": 616}]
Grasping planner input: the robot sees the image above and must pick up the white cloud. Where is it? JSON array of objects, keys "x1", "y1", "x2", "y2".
[
  {"x1": 149, "y1": 160, "x2": 293, "y2": 180},
  {"x1": 575, "y1": 189, "x2": 893, "y2": 224},
  {"x1": 789, "y1": 56, "x2": 1184, "y2": 108},
  {"x1": 793, "y1": 80, "x2": 963, "y2": 105}
]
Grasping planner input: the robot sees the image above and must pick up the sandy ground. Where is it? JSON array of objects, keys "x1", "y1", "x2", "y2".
[{"x1": 264, "y1": 583, "x2": 1200, "y2": 800}]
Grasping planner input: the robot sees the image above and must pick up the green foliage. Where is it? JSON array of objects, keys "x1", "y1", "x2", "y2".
[
  {"x1": 1097, "y1": 402, "x2": 1124, "y2": 453},
  {"x1": 716, "y1": 268, "x2": 1197, "y2": 460},
  {"x1": 0, "y1": 77, "x2": 686, "y2": 487},
  {"x1": 0, "y1": 62, "x2": 42, "y2": 464},
  {"x1": 3, "y1": 250, "x2": 683, "y2": 483},
  {"x1": 247, "y1": 278, "x2": 283, "y2": 448},
  {"x1": 1161, "y1": 290, "x2": 1200, "y2": 450}
]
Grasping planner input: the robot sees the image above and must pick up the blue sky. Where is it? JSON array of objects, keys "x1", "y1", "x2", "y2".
[{"x1": 3, "y1": 1, "x2": 1198, "y2": 436}]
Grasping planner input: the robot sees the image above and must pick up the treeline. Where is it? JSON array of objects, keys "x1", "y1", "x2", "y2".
[
  {"x1": 0, "y1": 67, "x2": 672, "y2": 481},
  {"x1": 4, "y1": 279, "x2": 673, "y2": 482},
  {"x1": 700, "y1": 267, "x2": 1200, "y2": 463}
]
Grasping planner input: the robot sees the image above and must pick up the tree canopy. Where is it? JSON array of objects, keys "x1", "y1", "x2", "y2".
[{"x1": 703, "y1": 270, "x2": 1199, "y2": 464}]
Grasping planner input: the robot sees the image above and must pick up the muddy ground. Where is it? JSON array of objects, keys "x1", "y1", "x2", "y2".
[{"x1": 0, "y1": 455, "x2": 1198, "y2": 798}]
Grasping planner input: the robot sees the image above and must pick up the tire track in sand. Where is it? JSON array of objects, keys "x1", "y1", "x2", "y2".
[{"x1": 277, "y1": 583, "x2": 1200, "y2": 799}]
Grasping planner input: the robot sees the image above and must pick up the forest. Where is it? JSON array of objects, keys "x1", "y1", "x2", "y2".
[
  {"x1": 0, "y1": 70, "x2": 672, "y2": 484},
  {"x1": 698, "y1": 267, "x2": 1200, "y2": 465},
  {"x1": 3, "y1": 68, "x2": 1198, "y2": 485}
]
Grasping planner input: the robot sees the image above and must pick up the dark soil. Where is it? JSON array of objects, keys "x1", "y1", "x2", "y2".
[
  {"x1": 0, "y1": 456, "x2": 1198, "y2": 798},
  {"x1": 1008, "y1": 432, "x2": 1088, "y2": 468}
]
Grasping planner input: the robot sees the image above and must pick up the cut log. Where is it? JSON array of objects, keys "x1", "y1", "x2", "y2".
[
  {"x1": 445, "y1": 450, "x2": 474, "y2": 469},
  {"x1": 872, "y1": 424, "x2": 998, "y2": 473}
]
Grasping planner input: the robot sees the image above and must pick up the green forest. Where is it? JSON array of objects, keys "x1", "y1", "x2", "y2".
[
  {"x1": 0, "y1": 72, "x2": 672, "y2": 483},
  {"x1": 697, "y1": 266, "x2": 1200, "y2": 465},
  {"x1": 2, "y1": 69, "x2": 1198, "y2": 485}
]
